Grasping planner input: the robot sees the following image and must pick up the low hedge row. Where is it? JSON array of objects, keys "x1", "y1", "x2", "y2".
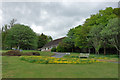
[{"x1": 2, "y1": 50, "x2": 40, "y2": 56}]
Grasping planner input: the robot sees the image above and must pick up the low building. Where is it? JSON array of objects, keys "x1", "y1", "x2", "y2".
[{"x1": 41, "y1": 37, "x2": 65, "y2": 51}]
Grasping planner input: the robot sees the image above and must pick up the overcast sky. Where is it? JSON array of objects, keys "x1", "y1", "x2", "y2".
[{"x1": 0, "y1": 2, "x2": 118, "y2": 39}]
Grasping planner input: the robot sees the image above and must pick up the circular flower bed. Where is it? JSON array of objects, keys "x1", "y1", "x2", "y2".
[{"x1": 20, "y1": 56, "x2": 101, "y2": 64}]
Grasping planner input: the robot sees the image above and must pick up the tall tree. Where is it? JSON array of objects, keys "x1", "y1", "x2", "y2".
[
  {"x1": 6, "y1": 24, "x2": 37, "y2": 50},
  {"x1": 101, "y1": 18, "x2": 120, "y2": 56},
  {"x1": 2, "y1": 19, "x2": 17, "y2": 49},
  {"x1": 87, "y1": 25, "x2": 103, "y2": 54},
  {"x1": 74, "y1": 25, "x2": 91, "y2": 49},
  {"x1": 9, "y1": 19, "x2": 17, "y2": 28}
]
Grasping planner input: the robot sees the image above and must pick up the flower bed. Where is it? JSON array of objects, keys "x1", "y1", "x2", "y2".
[{"x1": 20, "y1": 56, "x2": 101, "y2": 64}]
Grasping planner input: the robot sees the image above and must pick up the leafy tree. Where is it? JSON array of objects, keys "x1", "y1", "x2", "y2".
[
  {"x1": 74, "y1": 25, "x2": 91, "y2": 49},
  {"x1": 6, "y1": 24, "x2": 37, "y2": 50},
  {"x1": 2, "y1": 24, "x2": 9, "y2": 49},
  {"x1": 37, "y1": 33, "x2": 52, "y2": 48},
  {"x1": 113, "y1": 8, "x2": 120, "y2": 17},
  {"x1": 64, "y1": 27, "x2": 76, "y2": 52},
  {"x1": 56, "y1": 42, "x2": 67, "y2": 52},
  {"x1": 87, "y1": 25, "x2": 103, "y2": 54},
  {"x1": 2, "y1": 19, "x2": 17, "y2": 49},
  {"x1": 9, "y1": 19, "x2": 17, "y2": 28},
  {"x1": 101, "y1": 18, "x2": 120, "y2": 56},
  {"x1": 51, "y1": 47, "x2": 56, "y2": 52}
]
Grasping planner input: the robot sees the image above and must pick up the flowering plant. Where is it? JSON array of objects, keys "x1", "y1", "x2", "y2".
[{"x1": 20, "y1": 56, "x2": 102, "y2": 64}]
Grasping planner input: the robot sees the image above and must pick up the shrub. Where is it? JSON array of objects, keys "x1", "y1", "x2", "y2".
[
  {"x1": 51, "y1": 47, "x2": 56, "y2": 52},
  {"x1": 22, "y1": 52, "x2": 40, "y2": 56},
  {"x1": 2, "y1": 50, "x2": 21, "y2": 56},
  {"x1": 70, "y1": 56, "x2": 79, "y2": 58},
  {"x1": 32, "y1": 52, "x2": 40, "y2": 56}
]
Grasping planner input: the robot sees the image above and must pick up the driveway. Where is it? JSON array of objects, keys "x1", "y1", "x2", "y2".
[{"x1": 51, "y1": 52, "x2": 66, "y2": 58}]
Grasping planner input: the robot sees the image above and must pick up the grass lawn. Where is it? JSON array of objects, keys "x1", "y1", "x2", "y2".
[{"x1": 2, "y1": 56, "x2": 118, "y2": 78}]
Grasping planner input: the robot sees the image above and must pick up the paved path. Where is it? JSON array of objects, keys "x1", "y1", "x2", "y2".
[{"x1": 51, "y1": 52, "x2": 66, "y2": 58}]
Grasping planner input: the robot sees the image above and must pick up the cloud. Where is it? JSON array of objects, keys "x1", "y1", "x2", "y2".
[
  {"x1": 0, "y1": 9, "x2": 2, "y2": 28},
  {"x1": 1, "y1": 2, "x2": 118, "y2": 39},
  {"x1": 31, "y1": 24, "x2": 43, "y2": 34}
]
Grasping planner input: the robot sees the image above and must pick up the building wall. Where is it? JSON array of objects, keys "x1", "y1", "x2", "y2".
[{"x1": 41, "y1": 44, "x2": 58, "y2": 51}]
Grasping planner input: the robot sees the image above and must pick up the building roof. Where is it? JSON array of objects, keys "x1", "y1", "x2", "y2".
[{"x1": 42, "y1": 37, "x2": 65, "y2": 48}]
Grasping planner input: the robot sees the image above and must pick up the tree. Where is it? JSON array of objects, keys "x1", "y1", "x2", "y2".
[
  {"x1": 2, "y1": 24, "x2": 9, "y2": 49},
  {"x1": 74, "y1": 25, "x2": 91, "y2": 49},
  {"x1": 56, "y1": 42, "x2": 67, "y2": 52},
  {"x1": 51, "y1": 47, "x2": 56, "y2": 52},
  {"x1": 2, "y1": 19, "x2": 17, "y2": 49},
  {"x1": 65, "y1": 28, "x2": 76, "y2": 52},
  {"x1": 37, "y1": 33, "x2": 52, "y2": 48},
  {"x1": 101, "y1": 18, "x2": 120, "y2": 56},
  {"x1": 9, "y1": 19, "x2": 17, "y2": 28},
  {"x1": 87, "y1": 25, "x2": 103, "y2": 55},
  {"x1": 6, "y1": 24, "x2": 37, "y2": 50}
]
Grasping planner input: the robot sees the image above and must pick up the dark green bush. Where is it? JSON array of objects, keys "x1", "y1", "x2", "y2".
[
  {"x1": 51, "y1": 47, "x2": 56, "y2": 52},
  {"x1": 22, "y1": 52, "x2": 40, "y2": 56}
]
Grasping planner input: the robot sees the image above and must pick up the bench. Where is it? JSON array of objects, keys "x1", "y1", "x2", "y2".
[
  {"x1": 79, "y1": 53, "x2": 89, "y2": 58},
  {"x1": 66, "y1": 53, "x2": 70, "y2": 55}
]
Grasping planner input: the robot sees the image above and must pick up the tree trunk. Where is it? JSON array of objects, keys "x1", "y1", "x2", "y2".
[
  {"x1": 95, "y1": 49, "x2": 97, "y2": 55},
  {"x1": 98, "y1": 50, "x2": 99, "y2": 55},
  {"x1": 103, "y1": 42, "x2": 106, "y2": 55},
  {"x1": 119, "y1": 50, "x2": 120, "y2": 58},
  {"x1": 72, "y1": 48, "x2": 73, "y2": 52},
  {"x1": 17, "y1": 45, "x2": 20, "y2": 50},
  {"x1": 10, "y1": 45, "x2": 12, "y2": 50},
  {"x1": 89, "y1": 48, "x2": 91, "y2": 54},
  {"x1": 104, "y1": 46, "x2": 106, "y2": 55}
]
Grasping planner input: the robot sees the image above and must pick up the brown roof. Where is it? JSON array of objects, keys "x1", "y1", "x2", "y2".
[{"x1": 42, "y1": 37, "x2": 65, "y2": 48}]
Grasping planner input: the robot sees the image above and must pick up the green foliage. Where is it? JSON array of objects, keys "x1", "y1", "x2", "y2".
[
  {"x1": 51, "y1": 47, "x2": 56, "y2": 52},
  {"x1": 64, "y1": 7, "x2": 119, "y2": 54},
  {"x1": 74, "y1": 25, "x2": 91, "y2": 48},
  {"x1": 87, "y1": 25, "x2": 103, "y2": 54},
  {"x1": 37, "y1": 33, "x2": 52, "y2": 48},
  {"x1": 6, "y1": 24, "x2": 37, "y2": 50},
  {"x1": 56, "y1": 39, "x2": 75, "y2": 52},
  {"x1": 101, "y1": 18, "x2": 120, "y2": 54},
  {"x1": 113, "y1": 8, "x2": 120, "y2": 17},
  {"x1": 56, "y1": 42, "x2": 66, "y2": 52}
]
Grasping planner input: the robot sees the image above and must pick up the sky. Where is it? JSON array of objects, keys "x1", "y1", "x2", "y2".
[{"x1": 0, "y1": 1, "x2": 118, "y2": 40}]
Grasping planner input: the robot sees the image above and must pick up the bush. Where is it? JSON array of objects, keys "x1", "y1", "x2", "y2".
[
  {"x1": 22, "y1": 52, "x2": 40, "y2": 56},
  {"x1": 32, "y1": 52, "x2": 40, "y2": 56},
  {"x1": 51, "y1": 47, "x2": 56, "y2": 52},
  {"x1": 56, "y1": 45, "x2": 65, "y2": 52},
  {"x1": 70, "y1": 56, "x2": 79, "y2": 58},
  {"x1": 2, "y1": 50, "x2": 40, "y2": 56},
  {"x1": 2, "y1": 50, "x2": 21, "y2": 56}
]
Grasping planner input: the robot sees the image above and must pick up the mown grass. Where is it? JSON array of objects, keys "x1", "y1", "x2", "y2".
[{"x1": 2, "y1": 56, "x2": 118, "y2": 78}]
